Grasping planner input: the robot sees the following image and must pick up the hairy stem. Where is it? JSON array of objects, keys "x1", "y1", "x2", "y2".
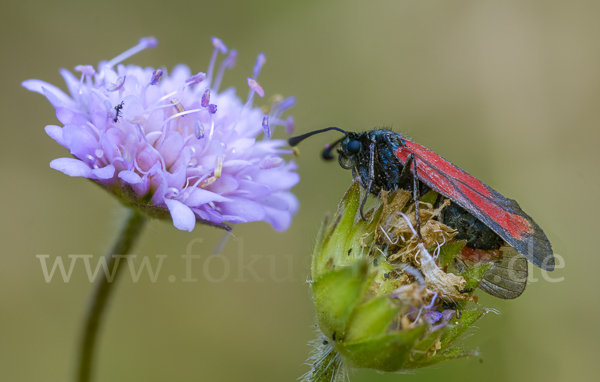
[{"x1": 77, "y1": 209, "x2": 147, "y2": 382}]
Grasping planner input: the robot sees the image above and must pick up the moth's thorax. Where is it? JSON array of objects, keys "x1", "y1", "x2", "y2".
[{"x1": 338, "y1": 129, "x2": 406, "y2": 194}]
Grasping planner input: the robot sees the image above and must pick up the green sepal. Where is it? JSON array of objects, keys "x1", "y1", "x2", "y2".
[
  {"x1": 313, "y1": 182, "x2": 361, "y2": 277},
  {"x1": 344, "y1": 295, "x2": 401, "y2": 343},
  {"x1": 338, "y1": 324, "x2": 427, "y2": 371},
  {"x1": 312, "y1": 260, "x2": 374, "y2": 340},
  {"x1": 346, "y1": 202, "x2": 383, "y2": 261},
  {"x1": 440, "y1": 308, "x2": 487, "y2": 348},
  {"x1": 419, "y1": 190, "x2": 439, "y2": 204},
  {"x1": 408, "y1": 326, "x2": 447, "y2": 363},
  {"x1": 411, "y1": 346, "x2": 478, "y2": 368},
  {"x1": 460, "y1": 262, "x2": 494, "y2": 290},
  {"x1": 435, "y1": 241, "x2": 466, "y2": 268}
]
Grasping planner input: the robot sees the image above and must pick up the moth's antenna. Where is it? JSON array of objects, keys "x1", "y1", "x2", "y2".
[{"x1": 288, "y1": 127, "x2": 347, "y2": 147}]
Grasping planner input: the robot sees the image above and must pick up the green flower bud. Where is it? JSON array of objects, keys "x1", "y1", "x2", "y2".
[{"x1": 303, "y1": 182, "x2": 496, "y2": 381}]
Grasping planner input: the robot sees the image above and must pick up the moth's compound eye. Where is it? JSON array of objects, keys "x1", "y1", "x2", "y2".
[{"x1": 347, "y1": 140, "x2": 361, "y2": 155}]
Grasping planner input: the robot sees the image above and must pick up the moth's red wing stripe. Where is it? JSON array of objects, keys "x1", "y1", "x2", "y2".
[
  {"x1": 456, "y1": 182, "x2": 530, "y2": 239},
  {"x1": 394, "y1": 139, "x2": 554, "y2": 271},
  {"x1": 401, "y1": 141, "x2": 492, "y2": 197},
  {"x1": 394, "y1": 141, "x2": 531, "y2": 240}
]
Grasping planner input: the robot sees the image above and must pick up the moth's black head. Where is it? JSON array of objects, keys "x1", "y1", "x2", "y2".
[
  {"x1": 336, "y1": 132, "x2": 368, "y2": 170},
  {"x1": 341, "y1": 129, "x2": 406, "y2": 193},
  {"x1": 288, "y1": 127, "x2": 406, "y2": 192}
]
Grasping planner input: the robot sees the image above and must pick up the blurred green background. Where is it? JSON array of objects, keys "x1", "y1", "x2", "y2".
[{"x1": 1, "y1": 0, "x2": 598, "y2": 381}]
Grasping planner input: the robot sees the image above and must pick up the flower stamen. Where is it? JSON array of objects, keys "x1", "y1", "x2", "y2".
[
  {"x1": 213, "y1": 49, "x2": 237, "y2": 93},
  {"x1": 206, "y1": 37, "x2": 228, "y2": 87},
  {"x1": 105, "y1": 37, "x2": 158, "y2": 70}
]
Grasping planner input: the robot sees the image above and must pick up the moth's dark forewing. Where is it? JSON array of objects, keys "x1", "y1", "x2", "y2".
[
  {"x1": 479, "y1": 247, "x2": 528, "y2": 299},
  {"x1": 478, "y1": 188, "x2": 555, "y2": 271},
  {"x1": 395, "y1": 140, "x2": 555, "y2": 271}
]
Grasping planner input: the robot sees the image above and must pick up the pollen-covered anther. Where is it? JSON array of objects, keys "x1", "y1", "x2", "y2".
[
  {"x1": 253, "y1": 52, "x2": 266, "y2": 78},
  {"x1": 285, "y1": 116, "x2": 295, "y2": 134},
  {"x1": 247, "y1": 78, "x2": 264, "y2": 97},
  {"x1": 214, "y1": 156, "x2": 223, "y2": 178},
  {"x1": 171, "y1": 98, "x2": 185, "y2": 114},
  {"x1": 262, "y1": 116, "x2": 270, "y2": 138},
  {"x1": 211, "y1": 37, "x2": 228, "y2": 54},
  {"x1": 208, "y1": 104, "x2": 217, "y2": 114},
  {"x1": 185, "y1": 72, "x2": 206, "y2": 86},
  {"x1": 150, "y1": 69, "x2": 163, "y2": 85},
  {"x1": 75, "y1": 65, "x2": 96, "y2": 76},
  {"x1": 201, "y1": 89, "x2": 210, "y2": 108},
  {"x1": 200, "y1": 176, "x2": 217, "y2": 188},
  {"x1": 260, "y1": 157, "x2": 284, "y2": 169},
  {"x1": 106, "y1": 76, "x2": 126, "y2": 92},
  {"x1": 139, "y1": 37, "x2": 158, "y2": 49},
  {"x1": 194, "y1": 120, "x2": 205, "y2": 139}
]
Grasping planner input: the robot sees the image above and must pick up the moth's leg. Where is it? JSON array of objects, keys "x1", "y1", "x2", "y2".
[
  {"x1": 359, "y1": 142, "x2": 376, "y2": 221},
  {"x1": 396, "y1": 154, "x2": 413, "y2": 189},
  {"x1": 411, "y1": 155, "x2": 423, "y2": 240}
]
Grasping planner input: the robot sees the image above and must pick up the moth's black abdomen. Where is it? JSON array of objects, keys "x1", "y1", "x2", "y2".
[{"x1": 441, "y1": 202, "x2": 504, "y2": 250}]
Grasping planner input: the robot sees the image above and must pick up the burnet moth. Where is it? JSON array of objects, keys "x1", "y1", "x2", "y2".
[{"x1": 289, "y1": 128, "x2": 555, "y2": 279}]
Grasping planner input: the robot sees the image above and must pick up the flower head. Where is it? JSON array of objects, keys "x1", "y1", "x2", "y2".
[
  {"x1": 23, "y1": 37, "x2": 299, "y2": 232},
  {"x1": 303, "y1": 182, "x2": 502, "y2": 381}
]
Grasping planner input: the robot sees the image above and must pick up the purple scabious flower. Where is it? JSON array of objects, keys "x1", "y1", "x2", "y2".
[{"x1": 23, "y1": 37, "x2": 299, "y2": 232}]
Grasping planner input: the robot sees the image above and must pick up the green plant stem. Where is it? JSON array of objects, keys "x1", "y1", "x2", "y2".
[{"x1": 77, "y1": 209, "x2": 147, "y2": 382}]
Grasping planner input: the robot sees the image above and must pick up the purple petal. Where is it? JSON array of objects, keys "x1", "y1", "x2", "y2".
[
  {"x1": 219, "y1": 198, "x2": 265, "y2": 222},
  {"x1": 209, "y1": 174, "x2": 238, "y2": 194},
  {"x1": 256, "y1": 194, "x2": 289, "y2": 210},
  {"x1": 236, "y1": 180, "x2": 272, "y2": 198},
  {"x1": 50, "y1": 158, "x2": 92, "y2": 178},
  {"x1": 423, "y1": 311, "x2": 443, "y2": 325},
  {"x1": 62, "y1": 124, "x2": 100, "y2": 160},
  {"x1": 91, "y1": 165, "x2": 115, "y2": 179},
  {"x1": 155, "y1": 131, "x2": 184, "y2": 167},
  {"x1": 442, "y1": 310, "x2": 457, "y2": 322},
  {"x1": 263, "y1": 206, "x2": 292, "y2": 232},
  {"x1": 278, "y1": 192, "x2": 299, "y2": 215},
  {"x1": 119, "y1": 170, "x2": 143, "y2": 184},
  {"x1": 56, "y1": 107, "x2": 89, "y2": 126},
  {"x1": 59, "y1": 69, "x2": 82, "y2": 99},
  {"x1": 45, "y1": 125, "x2": 66, "y2": 147},
  {"x1": 22, "y1": 80, "x2": 76, "y2": 109},
  {"x1": 253, "y1": 166, "x2": 299, "y2": 191},
  {"x1": 184, "y1": 188, "x2": 231, "y2": 206},
  {"x1": 165, "y1": 198, "x2": 196, "y2": 232}
]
